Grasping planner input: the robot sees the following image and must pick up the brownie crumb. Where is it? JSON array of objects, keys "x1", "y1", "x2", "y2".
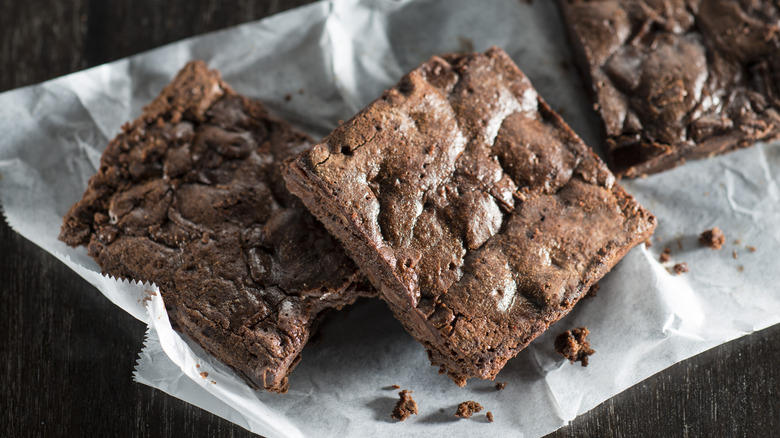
[
  {"x1": 699, "y1": 227, "x2": 725, "y2": 250},
  {"x1": 486, "y1": 411, "x2": 494, "y2": 422},
  {"x1": 495, "y1": 382, "x2": 507, "y2": 391},
  {"x1": 391, "y1": 390, "x2": 418, "y2": 421},
  {"x1": 673, "y1": 263, "x2": 689, "y2": 275},
  {"x1": 584, "y1": 282, "x2": 600, "y2": 299},
  {"x1": 555, "y1": 327, "x2": 595, "y2": 367},
  {"x1": 391, "y1": 384, "x2": 400, "y2": 389},
  {"x1": 644, "y1": 238, "x2": 653, "y2": 249},
  {"x1": 659, "y1": 247, "x2": 672, "y2": 263},
  {"x1": 747, "y1": 245, "x2": 757, "y2": 253},
  {"x1": 455, "y1": 401, "x2": 483, "y2": 419}
]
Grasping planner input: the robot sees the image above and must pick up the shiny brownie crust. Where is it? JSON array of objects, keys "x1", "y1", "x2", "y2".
[{"x1": 558, "y1": 0, "x2": 780, "y2": 177}]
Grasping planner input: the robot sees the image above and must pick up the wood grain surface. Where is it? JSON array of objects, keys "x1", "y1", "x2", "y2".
[{"x1": 1, "y1": 1, "x2": 778, "y2": 436}]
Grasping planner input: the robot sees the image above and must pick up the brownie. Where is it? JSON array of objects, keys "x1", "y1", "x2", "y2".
[
  {"x1": 558, "y1": 0, "x2": 780, "y2": 177},
  {"x1": 555, "y1": 326, "x2": 595, "y2": 366},
  {"x1": 59, "y1": 61, "x2": 372, "y2": 393},
  {"x1": 285, "y1": 48, "x2": 656, "y2": 385},
  {"x1": 390, "y1": 390, "x2": 418, "y2": 421},
  {"x1": 455, "y1": 401, "x2": 483, "y2": 419}
]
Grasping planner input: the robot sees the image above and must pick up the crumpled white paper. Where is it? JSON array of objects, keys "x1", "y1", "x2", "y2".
[{"x1": 1, "y1": 0, "x2": 779, "y2": 437}]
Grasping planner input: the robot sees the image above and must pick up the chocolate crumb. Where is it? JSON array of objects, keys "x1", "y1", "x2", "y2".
[
  {"x1": 284, "y1": 94, "x2": 292, "y2": 102},
  {"x1": 673, "y1": 262, "x2": 689, "y2": 275},
  {"x1": 733, "y1": 250, "x2": 738, "y2": 259},
  {"x1": 584, "y1": 282, "x2": 600, "y2": 299},
  {"x1": 644, "y1": 238, "x2": 653, "y2": 249},
  {"x1": 455, "y1": 401, "x2": 483, "y2": 419},
  {"x1": 555, "y1": 327, "x2": 595, "y2": 366},
  {"x1": 495, "y1": 382, "x2": 507, "y2": 391},
  {"x1": 699, "y1": 227, "x2": 725, "y2": 250},
  {"x1": 486, "y1": 411, "x2": 494, "y2": 422},
  {"x1": 747, "y1": 245, "x2": 757, "y2": 253},
  {"x1": 391, "y1": 390, "x2": 418, "y2": 421},
  {"x1": 660, "y1": 247, "x2": 672, "y2": 263}
]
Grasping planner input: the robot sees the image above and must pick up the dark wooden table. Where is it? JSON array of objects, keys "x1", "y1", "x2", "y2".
[{"x1": 2, "y1": 1, "x2": 778, "y2": 436}]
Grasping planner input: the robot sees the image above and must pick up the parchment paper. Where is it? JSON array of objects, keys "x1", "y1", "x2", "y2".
[{"x1": 1, "y1": 0, "x2": 779, "y2": 437}]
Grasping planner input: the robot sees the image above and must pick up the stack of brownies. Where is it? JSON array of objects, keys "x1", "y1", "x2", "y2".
[{"x1": 59, "y1": 0, "x2": 779, "y2": 393}]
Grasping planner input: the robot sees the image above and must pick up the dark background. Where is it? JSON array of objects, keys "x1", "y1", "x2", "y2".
[{"x1": 1, "y1": 1, "x2": 778, "y2": 436}]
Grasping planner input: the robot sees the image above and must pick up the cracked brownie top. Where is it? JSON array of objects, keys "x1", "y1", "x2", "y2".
[
  {"x1": 286, "y1": 48, "x2": 656, "y2": 384},
  {"x1": 558, "y1": 0, "x2": 780, "y2": 177},
  {"x1": 59, "y1": 61, "x2": 371, "y2": 393}
]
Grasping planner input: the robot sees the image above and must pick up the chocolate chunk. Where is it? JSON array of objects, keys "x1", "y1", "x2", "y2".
[
  {"x1": 455, "y1": 401, "x2": 484, "y2": 419},
  {"x1": 699, "y1": 227, "x2": 726, "y2": 250},
  {"x1": 558, "y1": 0, "x2": 780, "y2": 177},
  {"x1": 285, "y1": 48, "x2": 656, "y2": 385},
  {"x1": 495, "y1": 381, "x2": 507, "y2": 391},
  {"x1": 59, "y1": 61, "x2": 373, "y2": 393},
  {"x1": 391, "y1": 390, "x2": 418, "y2": 421}
]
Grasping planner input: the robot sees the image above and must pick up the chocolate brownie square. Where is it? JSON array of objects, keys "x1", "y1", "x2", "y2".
[
  {"x1": 59, "y1": 61, "x2": 372, "y2": 392},
  {"x1": 558, "y1": 0, "x2": 780, "y2": 177},
  {"x1": 285, "y1": 48, "x2": 656, "y2": 385}
]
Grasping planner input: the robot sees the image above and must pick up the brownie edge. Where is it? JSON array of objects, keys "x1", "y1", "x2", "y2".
[{"x1": 285, "y1": 48, "x2": 656, "y2": 385}]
